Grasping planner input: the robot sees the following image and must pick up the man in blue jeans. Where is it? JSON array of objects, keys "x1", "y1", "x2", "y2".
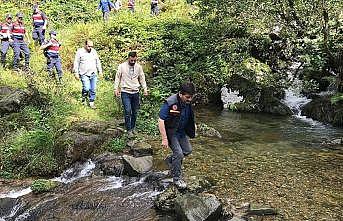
[
  {"x1": 73, "y1": 40, "x2": 103, "y2": 109},
  {"x1": 114, "y1": 51, "x2": 148, "y2": 138},
  {"x1": 158, "y1": 82, "x2": 196, "y2": 189},
  {"x1": 98, "y1": 0, "x2": 115, "y2": 22}
]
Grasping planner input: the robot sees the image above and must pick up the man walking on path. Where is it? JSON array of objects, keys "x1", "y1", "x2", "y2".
[
  {"x1": 98, "y1": 0, "x2": 115, "y2": 22},
  {"x1": 73, "y1": 40, "x2": 103, "y2": 109},
  {"x1": 114, "y1": 0, "x2": 122, "y2": 12},
  {"x1": 11, "y1": 12, "x2": 30, "y2": 71},
  {"x1": 128, "y1": 0, "x2": 135, "y2": 13},
  {"x1": 0, "y1": 14, "x2": 13, "y2": 68},
  {"x1": 151, "y1": 0, "x2": 159, "y2": 16},
  {"x1": 158, "y1": 82, "x2": 196, "y2": 189},
  {"x1": 32, "y1": 4, "x2": 48, "y2": 45},
  {"x1": 114, "y1": 51, "x2": 148, "y2": 138},
  {"x1": 40, "y1": 30, "x2": 63, "y2": 83}
]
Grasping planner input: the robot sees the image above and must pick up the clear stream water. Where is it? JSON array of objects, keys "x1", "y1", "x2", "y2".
[
  {"x1": 1, "y1": 106, "x2": 342, "y2": 220},
  {"x1": 176, "y1": 107, "x2": 343, "y2": 220}
]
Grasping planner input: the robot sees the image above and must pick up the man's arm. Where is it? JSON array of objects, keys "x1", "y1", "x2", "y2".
[
  {"x1": 114, "y1": 64, "x2": 121, "y2": 96},
  {"x1": 158, "y1": 118, "x2": 168, "y2": 148},
  {"x1": 24, "y1": 31, "x2": 30, "y2": 43},
  {"x1": 94, "y1": 50, "x2": 103, "y2": 76},
  {"x1": 40, "y1": 40, "x2": 52, "y2": 50},
  {"x1": 138, "y1": 66, "x2": 148, "y2": 95},
  {"x1": 42, "y1": 12, "x2": 48, "y2": 29},
  {"x1": 73, "y1": 49, "x2": 81, "y2": 79}
]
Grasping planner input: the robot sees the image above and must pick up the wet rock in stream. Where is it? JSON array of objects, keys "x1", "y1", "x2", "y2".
[
  {"x1": 122, "y1": 155, "x2": 153, "y2": 176},
  {"x1": 93, "y1": 152, "x2": 124, "y2": 176}
]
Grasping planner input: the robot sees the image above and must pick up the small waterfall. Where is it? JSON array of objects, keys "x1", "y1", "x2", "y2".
[
  {"x1": 0, "y1": 188, "x2": 32, "y2": 199},
  {"x1": 221, "y1": 85, "x2": 243, "y2": 108},
  {"x1": 0, "y1": 202, "x2": 23, "y2": 220},
  {"x1": 283, "y1": 89, "x2": 311, "y2": 116},
  {"x1": 52, "y1": 159, "x2": 95, "y2": 184},
  {"x1": 98, "y1": 176, "x2": 123, "y2": 191},
  {"x1": 282, "y1": 62, "x2": 322, "y2": 125},
  {"x1": 0, "y1": 160, "x2": 96, "y2": 202}
]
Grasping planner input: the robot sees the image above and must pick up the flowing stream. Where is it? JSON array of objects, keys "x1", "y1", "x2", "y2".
[
  {"x1": 1, "y1": 95, "x2": 342, "y2": 220},
  {"x1": 0, "y1": 161, "x2": 167, "y2": 221},
  {"x1": 176, "y1": 107, "x2": 342, "y2": 220}
]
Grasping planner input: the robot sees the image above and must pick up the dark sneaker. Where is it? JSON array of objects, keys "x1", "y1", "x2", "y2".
[
  {"x1": 81, "y1": 97, "x2": 87, "y2": 106},
  {"x1": 174, "y1": 179, "x2": 187, "y2": 189}
]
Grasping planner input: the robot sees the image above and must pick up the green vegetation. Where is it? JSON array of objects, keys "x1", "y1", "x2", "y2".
[
  {"x1": 104, "y1": 137, "x2": 127, "y2": 153},
  {"x1": 0, "y1": 0, "x2": 342, "y2": 178},
  {"x1": 31, "y1": 179, "x2": 59, "y2": 194}
]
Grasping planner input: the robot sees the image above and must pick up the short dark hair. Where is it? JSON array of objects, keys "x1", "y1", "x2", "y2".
[
  {"x1": 128, "y1": 51, "x2": 137, "y2": 58},
  {"x1": 179, "y1": 82, "x2": 196, "y2": 95}
]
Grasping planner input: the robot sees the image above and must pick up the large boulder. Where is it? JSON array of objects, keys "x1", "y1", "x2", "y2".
[
  {"x1": 174, "y1": 193, "x2": 222, "y2": 221},
  {"x1": 154, "y1": 185, "x2": 181, "y2": 212},
  {"x1": 71, "y1": 121, "x2": 118, "y2": 135},
  {"x1": 122, "y1": 155, "x2": 153, "y2": 176},
  {"x1": 54, "y1": 131, "x2": 103, "y2": 168},
  {"x1": 93, "y1": 152, "x2": 124, "y2": 176},
  {"x1": 54, "y1": 120, "x2": 123, "y2": 169},
  {"x1": 127, "y1": 140, "x2": 153, "y2": 157},
  {"x1": 259, "y1": 87, "x2": 292, "y2": 115},
  {"x1": 0, "y1": 89, "x2": 32, "y2": 115},
  {"x1": 0, "y1": 86, "x2": 14, "y2": 98},
  {"x1": 301, "y1": 95, "x2": 343, "y2": 127}
]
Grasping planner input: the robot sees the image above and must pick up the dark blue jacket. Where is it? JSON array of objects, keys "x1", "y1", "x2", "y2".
[
  {"x1": 98, "y1": 0, "x2": 115, "y2": 12},
  {"x1": 163, "y1": 94, "x2": 195, "y2": 139}
]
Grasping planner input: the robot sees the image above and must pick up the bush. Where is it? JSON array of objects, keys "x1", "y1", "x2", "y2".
[
  {"x1": 104, "y1": 137, "x2": 126, "y2": 153},
  {"x1": 31, "y1": 179, "x2": 59, "y2": 194}
]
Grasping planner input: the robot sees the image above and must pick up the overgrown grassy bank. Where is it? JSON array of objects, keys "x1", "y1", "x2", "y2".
[
  {"x1": 0, "y1": 0, "x2": 342, "y2": 179},
  {"x1": 0, "y1": 0, "x2": 194, "y2": 178}
]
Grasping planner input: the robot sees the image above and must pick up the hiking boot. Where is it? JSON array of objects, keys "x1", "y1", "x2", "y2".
[
  {"x1": 57, "y1": 77, "x2": 63, "y2": 85},
  {"x1": 174, "y1": 179, "x2": 187, "y2": 189},
  {"x1": 89, "y1": 102, "x2": 96, "y2": 109},
  {"x1": 81, "y1": 97, "x2": 87, "y2": 105}
]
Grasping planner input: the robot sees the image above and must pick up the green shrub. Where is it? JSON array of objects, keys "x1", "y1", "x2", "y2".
[
  {"x1": 105, "y1": 137, "x2": 126, "y2": 153},
  {"x1": 31, "y1": 179, "x2": 59, "y2": 194},
  {"x1": 331, "y1": 93, "x2": 343, "y2": 105}
]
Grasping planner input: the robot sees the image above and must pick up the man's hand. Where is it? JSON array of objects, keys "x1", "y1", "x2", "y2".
[
  {"x1": 143, "y1": 89, "x2": 149, "y2": 96},
  {"x1": 98, "y1": 73, "x2": 103, "y2": 80},
  {"x1": 161, "y1": 137, "x2": 168, "y2": 148},
  {"x1": 115, "y1": 88, "x2": 121, "y2": 97},
  {"x1": 74, "y1": 74, "x2": 80, "y2": 80}
]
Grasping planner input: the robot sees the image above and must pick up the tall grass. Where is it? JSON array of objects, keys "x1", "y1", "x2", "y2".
[{"x1": 0, "y1": 0, "x2": 193, "y2": 178}]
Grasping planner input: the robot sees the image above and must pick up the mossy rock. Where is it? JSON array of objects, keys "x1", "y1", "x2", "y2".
[
  {"x1": 31, "y1": 179, "x2": 59, "y2": 194},
  {"x1": 302, "y1": 95, "x2": 343, "y2": 127}
]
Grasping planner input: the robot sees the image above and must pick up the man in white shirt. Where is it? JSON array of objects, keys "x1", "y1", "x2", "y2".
[
  {"x1": 114, "y1": 51, "x2": 148, "y2": 137},
  {"x1": 73, "y1": 40, "x2": 103, "y2": 109}
]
